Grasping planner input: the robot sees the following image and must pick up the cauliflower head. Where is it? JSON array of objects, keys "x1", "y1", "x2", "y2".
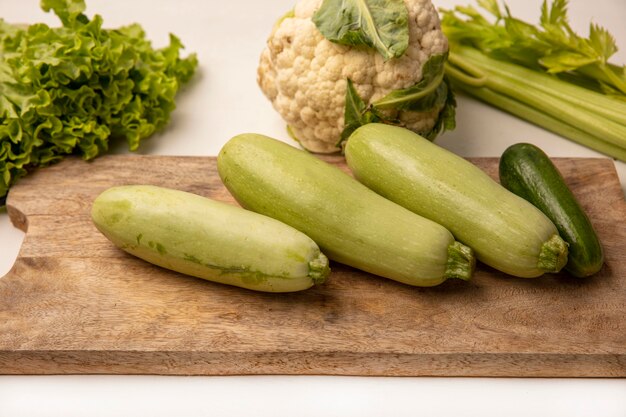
[{"x1": 258, "y1": 0, "x2": 453, "y2": 153}]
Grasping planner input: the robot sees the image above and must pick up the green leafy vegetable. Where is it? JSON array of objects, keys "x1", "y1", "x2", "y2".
[
  {"x1": 443, "y1": 0, "x2": 626, "y2": 95},
  {"x1": 442, "y1": 0, "x2": 626, "y2": 161},
  {"x1": 312, "y1": 0, "x2": 409, "y2": 60},
  {"x1": 339, "y1": 54, "x2": 456, "y2": 147},
  {"x1": 0, "y1": 0, "x2": 197, "y2": 205},
  {"x1": 374, "y1": 53, "x2": 448, "y2": 111},
  {"x1": 425, "y1": 77, "x2": 457, "y2": 140},
  {"x1": 340, "y1": 79, "x2": 381, "y2": 146}
]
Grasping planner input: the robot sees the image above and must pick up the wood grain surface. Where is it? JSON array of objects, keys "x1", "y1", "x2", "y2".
[{"x1": 1, "y1": 155, "x2": 625, "y2": 376}]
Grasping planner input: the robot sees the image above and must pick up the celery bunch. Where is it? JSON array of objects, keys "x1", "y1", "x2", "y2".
[{"x1": 441, "y1": 0, "x2": 626, "y2": 161}]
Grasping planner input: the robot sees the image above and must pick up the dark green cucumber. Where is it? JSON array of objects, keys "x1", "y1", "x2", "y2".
[{"x1": 499, "y1": 143, "x2": 604, "y2": 277}]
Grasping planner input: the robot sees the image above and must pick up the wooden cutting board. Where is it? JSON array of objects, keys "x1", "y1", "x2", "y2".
[{"x1": 1, "y1": 155, "x2": 625, "y2": 377}]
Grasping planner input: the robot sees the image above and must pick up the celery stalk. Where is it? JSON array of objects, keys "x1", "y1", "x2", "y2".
[
  {"x1": 455, "y1": 47, "x2": 626, "y2": 127},
  {"x1": 451, "y1": 81, "x2": 626, "y2": 162},
  {"x1": 446, "y1": 48, "x2": 626, "y2": 160}
]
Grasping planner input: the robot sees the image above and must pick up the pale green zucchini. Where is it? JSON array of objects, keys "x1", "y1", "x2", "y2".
[
  {"x1": 91, "y1": 185, "x2": 329, "y2": 292},
  {"x1": 345, "y1": 123, "x2": 568, "y2": 278},
  {"x1": 217, "y1": 133, "x2": 475, "y2": 287}
]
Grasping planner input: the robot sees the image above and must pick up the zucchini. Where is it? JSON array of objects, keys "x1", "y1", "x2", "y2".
[
  {"x1": 217, "y1": 133, "x2": 475, "y2": 287},
  {"x1": 345, "y1": 123, "x2": 568, "y2": 278},
  {"x1": 91, "y1": 185, "x2": 329, "y2": 292},
  {"x1": 499, "y1": 143, "x2": 604, "y2": 277}
]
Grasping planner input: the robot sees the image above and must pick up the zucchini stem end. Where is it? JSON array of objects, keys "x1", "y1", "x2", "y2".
[
  {"x1": 308, "y1": 252, "x2": 331, "y2": 285},
  {"x1": 445, "y1": 241, "x2": 475, "y2": 281},
  {"x1": 538, "y1": 234, "x2": 569, "y2": 273}
]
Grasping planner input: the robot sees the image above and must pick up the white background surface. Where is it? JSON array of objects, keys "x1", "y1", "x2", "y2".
[{"x1": 1, "y1": 0, "x2": 625, "y2": 416}]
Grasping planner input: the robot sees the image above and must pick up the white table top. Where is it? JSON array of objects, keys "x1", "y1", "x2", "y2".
[{"x1": 1, "y1": 0, "x2": 625, "y2": 415}]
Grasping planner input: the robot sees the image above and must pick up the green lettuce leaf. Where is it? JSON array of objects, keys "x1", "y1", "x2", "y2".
[
  {"x1": 312, "y1": 0, "x2": 409, "y2": 60},
  {"x1": 0, "y1": 0, "x2": 197, "y2": 204},
  {"x1": 41, "y1": 0, "x2": 88, "y2": 27}
]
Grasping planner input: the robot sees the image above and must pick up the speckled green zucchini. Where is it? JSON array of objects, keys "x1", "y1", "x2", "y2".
[
  {"x1": 345, "y1": 123, "x2": 568, "y2": 278},
  {"x1": 499, "y1": 143, "x2": 604, "y2": 277},
  {"x1": 217, "y1": 133, "x2": 475, "y2": 287},
  {"x1": 91, "y1": 185, "x2": 329, "y2": 292}
]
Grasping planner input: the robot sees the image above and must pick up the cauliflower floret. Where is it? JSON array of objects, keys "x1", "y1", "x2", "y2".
[{"x1": 258, "y1": 0, "x2": 449, "y2": 153}]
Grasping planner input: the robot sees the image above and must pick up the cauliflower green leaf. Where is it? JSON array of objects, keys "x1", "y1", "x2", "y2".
[
  {"x1": 340, "y1": 79, "x2": 382, "y2": 145},
  {"x1": 339, "y1": 54, "x2": 456, "y2": 148},
  {"x1": 312, "y1": 0, "x2": 409, "y2": 60},
  {"x1": 374, "y1": 53, "x2": 447, "y2": 110}
]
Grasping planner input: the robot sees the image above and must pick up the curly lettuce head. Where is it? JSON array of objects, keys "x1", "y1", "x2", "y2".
[{"x1": 0, "y1": 0, "x2": 197, "y2": 204}]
